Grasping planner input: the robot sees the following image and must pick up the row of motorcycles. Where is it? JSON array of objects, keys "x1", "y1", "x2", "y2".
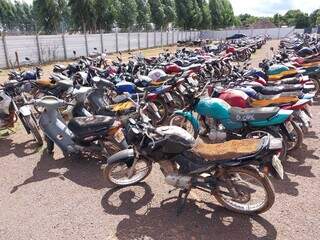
[{"x1": 0, "y1": 33, "x2": 318, "y2": 216}]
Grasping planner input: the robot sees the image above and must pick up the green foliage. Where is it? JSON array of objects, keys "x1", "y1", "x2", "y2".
[
  {"x1": 116, "y1": 0, "x2": 137, "y2": 30},
  {"x1": 149, "y1": 0, "x2": 165, "y2": 29},
  {"x1": 135, "y1": 0, "x2": 151, "y2": 29},
  {"x1": 310, "y1": 9, "x2": 320, "y2": 27},
  {"x1": 68, "y1": 0, "x2": 96, "y2": 32},
  {"x1": 238, "y1": 14, "x2": 258, "y2": 27},
  {"x1": 95, "y1": 0, "x2": 118, "y2": 31},
  {"x1": 197, "y1": 0, "x2": 211, "y2": 29},
  {"x1": 175, "y1": 0, "x2": 202, "y2": 29},
  {"x1": 162, "y1": 0, "x2": 176, "y2": 28}
]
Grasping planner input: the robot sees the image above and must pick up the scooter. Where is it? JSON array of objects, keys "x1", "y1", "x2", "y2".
[{"x1": 29, "y1": 96, "x2": 127, "y2": 159}]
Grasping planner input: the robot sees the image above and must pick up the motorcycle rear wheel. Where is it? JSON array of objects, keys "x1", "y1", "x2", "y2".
[{"x1": 213, "y1": 166, "x2": 275, "y2": 214}]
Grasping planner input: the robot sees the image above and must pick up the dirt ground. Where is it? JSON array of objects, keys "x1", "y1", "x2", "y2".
[{"x1": 1, "y1": 40, "x2": 320, "y2": 240}]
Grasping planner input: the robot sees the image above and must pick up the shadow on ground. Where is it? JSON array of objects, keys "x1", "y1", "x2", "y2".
[
  {"x1": 10, "y1": 151, "x2": 107, "y2": 193},
  {"x1": 101, "y1": 183, "x2": 277, "y2": 240}
]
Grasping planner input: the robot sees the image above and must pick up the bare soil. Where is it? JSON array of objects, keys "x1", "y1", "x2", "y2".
[{"x1": 0, "y1": 40, "x2": 320, "y2": 240}]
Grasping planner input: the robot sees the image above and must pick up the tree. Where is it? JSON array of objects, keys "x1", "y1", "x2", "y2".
[
  {"x1": 162, "y1": 0, "x2": 176, "y2": 28},
  {"x1": 272, "y1": 13, "x2": 282, "y2": 27},
  {"x1": 175, "y1": 0, "x2": 202, "y2": 29},
  {"x1": 0, "y1": 0, "x2": 16, "y2": 31},
  {"x1": 197, "y1": 0, "x2": 211, "y2": 29},
  {"x1": 68, "y1": 0, "x2": 96, "y2": 32},
  {"x1": 310, "y1": 9, "x2": 320, "y2": 27},
  {"x1": 33, "y1": 0, "x2": 65, "y2": 33},
  {"x1": 116, "y1": 0, "x2": 137, "y2": 30},
  {"x1": 283, "y1": 10, "x2": 310, "y2": 28},
  {"x1": 238, "y1": 13, "x2": 258, "y2": 27},
  {"x1": 208, "y1": 0, "x2": 223, "y2": 29},
  {"x1": 149, "y1": 0, "x2": 165, "y2": 29},
  {"x1": 135, "y1": 0, "x2": 151, "y2": 29},
  {"x1": 221, "y1": 0, "x2": 234, "y2": 27},
  {"x1": 95, "y1": 0, "x2": 118, "y2": 31}
]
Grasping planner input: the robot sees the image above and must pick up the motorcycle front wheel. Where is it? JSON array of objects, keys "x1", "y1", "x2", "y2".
[
  {"x1": 213, "y1": 166, "x2": 275, "y2": 214},
  {"x1": 24, "y1": 115, "x2": 43, "y2": 146},
  {"x1": 102, "y1": 158, "x2": 152, "y2": 187}
]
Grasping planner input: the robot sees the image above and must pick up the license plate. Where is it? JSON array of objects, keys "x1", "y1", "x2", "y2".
[
  {"x1": 285, "y1": 121, "x2": 294, "y2": 133},
  {"x1": 178, "y1": 85, "x2": 186, "y2": 93},
  {"x1": 272, "y1": 155, "x2": 284, "y2": 180},
  {"x1": 114, "y1": 129, "x2": 125, "y2": 143},
  {"x1": 164, "y1": 92, "x2": 173, "y2": 102}
]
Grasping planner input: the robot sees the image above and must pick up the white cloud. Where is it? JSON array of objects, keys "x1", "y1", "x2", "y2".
[{"x1": 230, "y1": 0, "x2": 320, "y2": 16}]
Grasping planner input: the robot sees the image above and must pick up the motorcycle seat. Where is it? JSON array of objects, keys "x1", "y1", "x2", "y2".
[
  {"x1": 192, "y1": 139, "x2": 262, "y2": 161},
  {"x1": 255, "y1": 85, "x2": 303, "y2": 95},
  {"x1": 112, "y1": 93, "x2": 144, "y2": 103},
  {"x1": 229, "y1": 107, "x2": 280, "y2": 121},
  {"x1": 68, "y1": 115, "x2": 115, "y2": 138}
]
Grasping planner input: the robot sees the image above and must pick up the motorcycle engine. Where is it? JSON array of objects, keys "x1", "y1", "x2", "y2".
[
  {"x1": 165, "y1": 173, "x2": 192, "y2": 189},
  {"x1": 204, "y1": 118, "x2": 227, "y2": 142}
]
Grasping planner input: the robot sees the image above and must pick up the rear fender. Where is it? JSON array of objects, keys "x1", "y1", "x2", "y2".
[
  {"x1": 173, "y1": 110, "x2": 200, "y2": 130},
  {"x1": 290, "y1": 99, "x2": 311, "y2": 110},
  {"x1": 107, "y1": 149, "x2": 135, "y2": 167},
  {"x1": 249, "y1": 109, "x2": 293, "y2": 127}
]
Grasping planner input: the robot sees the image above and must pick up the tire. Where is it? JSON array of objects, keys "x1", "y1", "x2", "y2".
[
  {"x1": 102, "y1": 158, "x2": 152, "y2": 188},
  {"x1": 284, "y1": 120, "x2": 303, "y2": 152},
  {"x1": 310, "y1": 77, "x2": 320, "y2": 96},
  {"x1": 25, "y1": 115, "x2": 43, "y2": 146},
  {"x1": 151, "y1": 98, "x2": 168, "y2": 125},
  {"x1": 169, "y1": 114, "x2": 199, "y2": 139},
  {"x1": 245, "y1": 128, "x2": 287, "y2": 161},
  {"x1": 213, "y1": 166, "x2": 275, "y2": 214}
]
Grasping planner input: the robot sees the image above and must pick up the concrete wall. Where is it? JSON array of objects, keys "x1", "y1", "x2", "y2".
[
  {"x1": 0, "y1": 30, "x2": 200, "y2": 69},
  {"x1": 200, "y1": 27, "x2": 301, "y2": 40}
]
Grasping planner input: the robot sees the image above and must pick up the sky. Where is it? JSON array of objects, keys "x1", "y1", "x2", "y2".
[{"x1": 12, "y1": 0, "x2": 320, "y2": 17}]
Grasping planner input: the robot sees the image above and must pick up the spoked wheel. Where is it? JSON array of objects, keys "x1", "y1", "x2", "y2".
[
  {"x1": 103, "y1": 158, "x2": 152, "y2": 187},
  {"x1": 169, "y1": 114, "x2": 198, "y2": 139},
  {"x1": 24, "y1": 115, "x2": 43, "y2": 146},
  {"x1": 214, "y1": 166, "x2": 275, "y2": 214},
  {"x1": 284, "y1": 121, "x2": 303, "y2": 152},
  {"x1": 245, "y1": 129, "x2": 286, "y2": 160}
]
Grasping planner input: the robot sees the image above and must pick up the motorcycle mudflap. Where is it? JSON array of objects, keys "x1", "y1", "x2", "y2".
[{"x1": 107, "y1": 149, "x2": 135, "y2": 167}]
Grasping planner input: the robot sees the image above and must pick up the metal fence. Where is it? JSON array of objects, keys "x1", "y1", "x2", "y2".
[
  {"x1": 0, "y1": 30, "x2": 200, "y2": 69},
  {"x1": 199, "y1": 27, "x2": 305, "y2": 40}
]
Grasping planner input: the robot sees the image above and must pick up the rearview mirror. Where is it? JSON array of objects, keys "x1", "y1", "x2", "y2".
[{"x1": 73, "y1": 50, "x2": 77, "y2": 56}]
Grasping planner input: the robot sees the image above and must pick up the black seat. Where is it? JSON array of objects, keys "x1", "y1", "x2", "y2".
[
  {"x1": 254, "y1": 85, "x2": 303, "y2": 95},
  {"x1": 68, "y1": 115, "x2": 115, "y2": 138},
  {"x1": 230, "y1": 107, "x2": 280, "y2": 121}
]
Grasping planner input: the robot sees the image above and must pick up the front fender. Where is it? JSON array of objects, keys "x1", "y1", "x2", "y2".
[
  {"x1": 107, "y1": 149, "x2": 135, "y2": 167},
  {"x1": 173, "y1": 110, "x2": 200, "y2": 130}
]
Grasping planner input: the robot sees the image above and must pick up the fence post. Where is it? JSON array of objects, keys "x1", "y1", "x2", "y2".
[
  {"x1": 100, "y1": 31, "x2": 104, "y2": 52},
  {"x1": 138, "y1": 31, "x2": 140, "y2": 49},
  {"x1": 160, "y1": 27, "x2": 163, "y2": 48},
  {"x1": 62, "y1": 33, "x2": 67, "y2": 60},
  {"x1": 154, "y1": 30, "x2": 156, "y2": 46},
  {"x1": 84, "y1": 32, "x2": 89, "y2": 56},
  {"x1": 166, "y1": 31, "x2": 169, "y2": 46},
  {"x1": 172, "y1": 31, "x2": 175, "y2": 44},
  {"x1": 278, "y1": 28, "x2": 280, "y2": 39},
  {"x1": 146, "y1": 30, "x2": 149, "y2": 48},
  {"x1": 115, "y1": 30, "x2": 119, "y2": 52},
  {"x1": 128, "y1": 31, "x2": 131, "y2": 51},
  {"x1": 35, "y1": 33, "x2": 42, "y2": 63},
  {"x1": 1, "y1": 33, "x2": 9, "y2": 68}
]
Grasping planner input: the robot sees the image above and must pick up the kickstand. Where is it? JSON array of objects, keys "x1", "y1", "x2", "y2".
[{"x1": 176, "y1": 188, "x2": 191, "y2": 216}]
